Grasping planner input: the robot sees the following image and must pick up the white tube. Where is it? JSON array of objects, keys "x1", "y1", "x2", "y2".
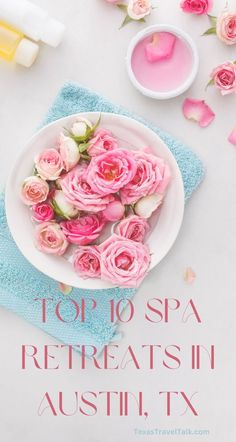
[{"x1": 0, "y1": 0, "x2": 65, "y2": 47}]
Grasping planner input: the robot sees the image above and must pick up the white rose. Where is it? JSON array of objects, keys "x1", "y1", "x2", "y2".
[
  {"x1": 71, "y1": 117, "x2": 92, "y2": 137},
  {"x1": 59, "y1": 133, "x2": 80, "y2": 172},
  {"x1": 127, "y1": 0, "x2": 151, "y2": 20},
  {"x1": 134, "y1": 194, "x2": 163, "y2": 219},
  {"x1": 53, "y1": 190, "x2": 79, "y2": 219}
]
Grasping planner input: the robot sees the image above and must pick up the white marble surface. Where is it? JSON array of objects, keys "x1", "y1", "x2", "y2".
[{"x1": 0, "y1": 0, "x2": 236, "y2": 441}]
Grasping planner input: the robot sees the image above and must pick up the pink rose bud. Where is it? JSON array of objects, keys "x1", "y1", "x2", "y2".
[
  {"x1": 210, "y1": 62, "x2": 236, "y2": 95},
  {"x1": 71, "y1": 117, "x2": 92, "y2": 137},
  {"x1": 35, "y1": 148, "x2": 64, "y2": 181},
  {"x1": 115, "y1": 215, "x2": 149, "y2": 242},
  {"x1": 87, "y1": 129, "x2": 118, "y2": 157},
  {"x1": 216, "y1": 9, "x2": 236, "y2": 46},
  {"x1": 21, "y1": 176, "x2": 49, "y2": 206},
  {"x1": 100, "y1": 234, "x2": 151, "y2": 288},
  {"x1": 73, "y1": 246, "x2": 101, "y2": 279},
  {"x1": 145, "y1": 32, "x2": 176, "y2": 63},
  {"x1": 134, "y1": 194, "x2": 163, "y2": 219},
  {"x1": 103, "y1": 200, "x2": 125, "y2": 222},
  {"x1": 32, "y1": 202, "x2": 54, "y2": 222},
  {"x1": 35, "y1": 222, "x2": 68, "y2": 256},
  {"x1": 59, "y1": 133, "x2": 80, "y2": 171},
  {"x1": 127, "y1": 0, "x2": 152, "y2": 20},
  {"x1": 60, "y1": 213, "x2": 106, "y2": 245},
  {"x1": 180, "y1": 0, "x2": 213, "y2": 15}
]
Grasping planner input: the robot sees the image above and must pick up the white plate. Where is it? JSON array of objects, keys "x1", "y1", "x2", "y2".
[{"x1": 5, "y1": 112, "x2": 184, "y2": 289}]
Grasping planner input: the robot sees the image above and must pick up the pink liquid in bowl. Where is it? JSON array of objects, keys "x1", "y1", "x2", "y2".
[{"x1": 131, "y1": 32, "x2": 193, "y2": 93}]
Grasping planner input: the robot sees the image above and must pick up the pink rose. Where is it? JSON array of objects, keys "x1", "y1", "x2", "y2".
[
  {"x1": 180, "y1": 0, "x2": 212, "y2": 15},
  {"x1": 21, "y1": 176, "x2": 49, "y2": 206},
  {"x1": 120, "y1": 151, "x2": 171, "y2": 205},
  {"x1": 217, "y1": 10, "x2": 236, "y2": 45},
  {"x1": 115, "y1": 215, "x2": 149, "y2": 243},
  {"x1": 73, "y1": 246, "x2": 101, "y2": 279},
  {"x1": 35, "y1": 148, "x2": 64, "y2": 181},
  {"x1": 211, "y1": 62, "x2": 236, "y2": 95},
  {"x1": 60, "y1": 213, "x2": 106, "y2": 245},
  {"x1": 103, "y1": 199, "x2": 125, "y2": 222},
  {"x1": 32, "y1": 202, "x2": 54, "y2": 222},
  {"x1": 127, "y1": 0, "x2": 152, "y2": 20},
  {"x1": 100, "y1": 234, "x2": 151, "y2": 288},
  {"x1": 86, "y1": 149, "x2": 137, "y2": 196},
  {"x1": 60, "y1": 164, "x2": 114, "y2": 212},
  {"x1": 35, "y1": 222, "x2": 68, "y2": 255},
  {"x1": 87, "y1": 129, "x2": 118, "y2": 157},
  {"x1": 59, "y1": 133, "x2": 80, "y2": 171}
]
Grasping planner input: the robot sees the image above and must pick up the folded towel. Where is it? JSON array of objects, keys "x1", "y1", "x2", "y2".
[{"x1": 0, "y1": 82, "x2": 204, "y2": 354}]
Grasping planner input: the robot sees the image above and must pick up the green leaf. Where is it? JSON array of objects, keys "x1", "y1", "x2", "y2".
[
  {"x1": 117, "y1": 3, "x2": 127, "y2": 12},
  {"x1": 80, "y1": 153, "x2": 91, "y2": 161},
  {"x1": 33, "y1": 166, "x2": 38, "y2": 176},
  {"x1": 119, "y1": 14, "x2": 133, "y2": 29},
  {"x1": 88, "y1": 114, "x2": 101, "y2": 137},
  {"x1": 79, "y1": 142, "x2": 90, "y2": 153},
  {"x1": 207, "y1": 14, "x2": 217, "y2": 26},
  {"x1": 233, "y1": 60, "x2": 236, "y2": 65},
  {"x1": 202, "y1": 26, "x2": 216, "y2": 36},
  {"x1": 51, "y1": 200, "x2": 70, "y2": 220},
  {"x1": 205, "y1": 78, "x2": 214, "y2": 90}
]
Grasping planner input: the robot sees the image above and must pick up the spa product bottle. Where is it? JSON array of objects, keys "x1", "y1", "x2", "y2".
[
  {"x1": 0, "y1": 22, "x2": 39, "y2": 67},
  {"x1": 0, "y1": 0, "x2": 65, "y2": 47}
]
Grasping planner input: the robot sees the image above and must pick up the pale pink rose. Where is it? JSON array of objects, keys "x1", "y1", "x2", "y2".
[
  {"x1": 87, "y1": 129, "x2": 118, "y2": 157},
  {"x1": 35, "y1": 148, "x2": 64, "y2": 181},
  {"x1": 103, "y1": 199, "x2": 125, "y2": 221},
  {"x1": 86, "y1": 149, "x2": 137, "y2": 196},
  {"x1": 35, "y1": 222, "x2": 68, "y2": 255},
  {"x1": 211, "y1": 62, "x2": 236, "y2": 95},
  {"x1": 182, "y1": 98, "x2": 215, "y2": 128},
  {"x1": 60, "y1": 164, "x2": 114, "y2": 212},
  {"x1": 21, "y1": 176, "x2": 49, "y2": 206},
  {"x1": 120, "y1": 151, "x2": 170, "y2": 205},
  {"x1": 180, "y1": 0, "x2": 212, "y2": 15},
  {"x1": 60, "y1": 213, "x2": 106, "y2": 245},
  {"x1": 73, "y1": 246, "x2": 101, "y2": 279},
  {"x1": 216, "y1": 10, "x2": 236, "y2": 46},
  {"x1": 115, "y1": 215, "x2": 149, "y2": 243},
  {"x1": 59, "y1": 133, "x2": 80, "y2": 171},
  {"x1": 127, "y1": 0, "x2": 152, "y2": 20},
  {"x1": 32, "y1": 203, "x2": 54, "y2": 222},
  {"x1": 228, "y1": 127, "x2": 236, "y2": 145},
  {"x1": 100, "y1": 234, "x2": 151, "y2": 288}
]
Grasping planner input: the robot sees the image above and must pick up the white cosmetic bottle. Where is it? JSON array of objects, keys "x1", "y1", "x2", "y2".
[{"x1": 0, "y1": 0, "x2": 65, "y2": 47}]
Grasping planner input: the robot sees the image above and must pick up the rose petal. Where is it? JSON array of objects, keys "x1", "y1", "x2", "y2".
[
  {"x1": 228, "y1": 127, "x2": 236, "y2": 145},
  {"x1": 59, "y1": 282, "x2": 72, "y2": 295},
  {"x1": 184, "y1": 267, "x2": 196, "y2": 284},
  {"x1": 183, "y1": 98, "x2": 215, "y2": 128}
]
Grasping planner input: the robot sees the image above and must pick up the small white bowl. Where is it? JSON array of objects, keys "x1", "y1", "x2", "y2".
[{"x1": 126, "y1": 24, "x2": 199, "y2": 100}]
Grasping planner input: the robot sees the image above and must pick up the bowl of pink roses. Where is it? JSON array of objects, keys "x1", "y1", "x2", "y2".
[{"x1": 5, "y1": 113, "x2": 184, "y2": 289}]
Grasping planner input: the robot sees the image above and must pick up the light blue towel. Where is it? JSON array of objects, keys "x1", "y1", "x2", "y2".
[{"x1": 0, "y1": 83, "x2": 204, "y2": 354}]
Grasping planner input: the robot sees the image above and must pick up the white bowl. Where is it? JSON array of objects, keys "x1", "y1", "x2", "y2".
[
  {"x1": 5, "y1": 112, "x2": 184, "y2": 289},
  {"x1": 126, "y1": 24, "x2": 199, "y2": 100}
]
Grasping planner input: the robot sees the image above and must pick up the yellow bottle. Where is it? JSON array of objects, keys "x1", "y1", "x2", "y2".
[{"x1": 0, "y1": 21, "x2": 39, "y2": 67}]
